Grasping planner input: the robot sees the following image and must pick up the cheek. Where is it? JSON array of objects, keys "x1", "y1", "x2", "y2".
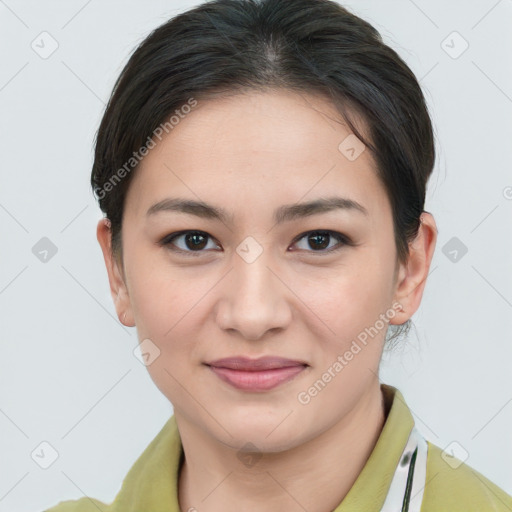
[
  {"x1": 128, "y1": 276, "x2": 176, "y2": 339},
  {"x1": 302, "y1": 257, "x2": 395, "y2": 363},
  {"x1": 126, "y1": 262, "x2": 205, "y2": 405},
  {"x1": 311, "y1": 266, "x2": 392, "y2": 327},
  {"x1": 124, "y1": 244, "x2": 188, "y2": 334},
  {"x1": 125, "y1": 250, "x2": 209, "y2": 363}
]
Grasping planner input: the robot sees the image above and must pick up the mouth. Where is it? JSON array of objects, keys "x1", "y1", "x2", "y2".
[{"x1": 204, "y1": 356, "x2": 309, "y2": 392}]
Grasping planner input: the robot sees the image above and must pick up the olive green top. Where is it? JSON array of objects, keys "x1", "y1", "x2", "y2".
[{"x1": 45, "y1": 384, "x2": 512, "y2": 511}]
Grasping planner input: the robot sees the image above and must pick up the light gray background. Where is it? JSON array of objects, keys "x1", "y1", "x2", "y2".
[{"x1": 1, "y1": 0, "x2": 511, "y2": 510}]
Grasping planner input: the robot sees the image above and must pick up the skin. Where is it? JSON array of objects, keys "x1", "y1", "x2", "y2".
[{"x1": 97, "y1": 89, "x2": 437, "y2": 512}]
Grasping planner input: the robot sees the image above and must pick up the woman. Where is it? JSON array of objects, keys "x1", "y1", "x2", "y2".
[{"x1": 46, "y1": 0, "x2": 512, "y2": 510}]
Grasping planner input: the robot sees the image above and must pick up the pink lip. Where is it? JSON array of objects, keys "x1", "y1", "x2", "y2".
[{"x1": 205, "y1": 356, "x2": 308, "y2": 391}]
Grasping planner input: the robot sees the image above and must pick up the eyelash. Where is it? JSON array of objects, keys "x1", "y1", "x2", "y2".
[{"x1": 159, "y1": 230, "x2": 353, "y2": 257}]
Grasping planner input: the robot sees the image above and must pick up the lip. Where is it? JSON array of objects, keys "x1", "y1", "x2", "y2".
[{"x1": 205, "y1": 356, "x2": 308, "y2": 391}]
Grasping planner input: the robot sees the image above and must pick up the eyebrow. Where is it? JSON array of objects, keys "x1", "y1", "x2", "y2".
[{"x1": 146, "y1": 196, "x2": 369, "y2": 224}]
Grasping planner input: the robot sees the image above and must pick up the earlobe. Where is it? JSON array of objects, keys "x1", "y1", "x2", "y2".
[
  {"x1": 389, "y1": 212, "x2": 437, "y2": 325},
  {"x1": 96, "y1": 218, "x2": 134, "y2": 326}
]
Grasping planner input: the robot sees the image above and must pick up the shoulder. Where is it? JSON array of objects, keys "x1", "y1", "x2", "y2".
[
  {"x1": 44, "y1": 497, "x2": 109, "y2": 512},
  {"x1": 422, "y1": 441, "x2": 512, "y2": 511}
]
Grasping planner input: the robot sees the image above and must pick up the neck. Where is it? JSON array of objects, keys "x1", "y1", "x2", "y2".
[{"x1": 176, "y1": 380, "x2": 387, "y2": 512}]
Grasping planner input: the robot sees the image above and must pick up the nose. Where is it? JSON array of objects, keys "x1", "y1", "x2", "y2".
[{"x1": 215, "y1": 247, "x2": 293, "y2": 341}]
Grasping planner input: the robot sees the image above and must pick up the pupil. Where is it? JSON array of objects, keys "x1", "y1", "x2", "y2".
[
  {"x1": 310, "y1": 232, "x2": 329, "y2": 250},
  {"x1": 186, "y1": 232, "x2": 207, "y2": 250}
]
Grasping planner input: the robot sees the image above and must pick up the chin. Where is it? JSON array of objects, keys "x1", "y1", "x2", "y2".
[
  {"x1": 213, "y1": 414, "x2": 306, "y2": 453},
  {"x1": 223, "y1": 431, "x2": 301, "y2": 454}
]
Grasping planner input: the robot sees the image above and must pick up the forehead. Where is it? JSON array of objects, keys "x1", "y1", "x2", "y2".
[
  {"x1": 125, "y1": 89, "x2": 390, "y2": 223},
  {"x1": 150, "y1": 90, "x2": 369, "y2": 164}
]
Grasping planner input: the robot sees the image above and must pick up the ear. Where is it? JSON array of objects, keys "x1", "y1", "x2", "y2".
[
  {"x1": 96, "y1": 218, "x2": 134, "y2": 326},
  {"x1": 389, "y1": 212, "x2": 437, "y2": 325}
]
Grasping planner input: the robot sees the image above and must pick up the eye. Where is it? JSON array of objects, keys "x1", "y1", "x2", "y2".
[
  {"x1": 160, "y1": 229, "x2": 352, "y2": 257},
  {"x1": 160, "y1": 230, "x2": 220, "y2": 256},
  {"x1": 290, "y1": 230, "x2": 351, "y2": 254}
]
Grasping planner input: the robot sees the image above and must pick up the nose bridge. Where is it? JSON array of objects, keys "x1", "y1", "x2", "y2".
[
  {"x1": 235, "y1": 242, "x2": 273, "y2": 300},
  {"x1": 217, "y1": 236, "x2": 291, "y2": 339},
  {"x1": 233, "y1": 235, "x2": 277, "y2": 307}
]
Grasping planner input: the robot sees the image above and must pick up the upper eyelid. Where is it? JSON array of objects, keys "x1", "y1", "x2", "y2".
[{"x1": 291, "y1": 229, "x2": 347, "y2": 242}]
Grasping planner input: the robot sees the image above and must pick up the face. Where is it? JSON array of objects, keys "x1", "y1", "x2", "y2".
[{"x1": 98, "y1": 90, "x2": 435, "y2": 452}]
